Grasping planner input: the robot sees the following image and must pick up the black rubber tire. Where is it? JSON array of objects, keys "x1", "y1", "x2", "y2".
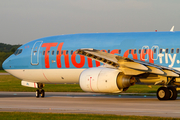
[
  {"x1": 168, "y1": 87, "x2": 177, "y2": 100},
  {"x1": 41, "y1": 89, "x2": 45, "y2": 98},
  {"x1": 36, "y1": 90, "x2": 39, "y2": 98},
  {"x1": 157, "y1": 87, "x2": 170, "y2": 100}
]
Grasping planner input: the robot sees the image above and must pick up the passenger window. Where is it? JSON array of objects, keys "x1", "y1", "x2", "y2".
[
  {"x1": 176, "y1": 48, "x2": 179, "y2": 53},
  {"x1": 66, "y1": 50, "x2": 68, "y2": 54},
  {"x1": 129, "y1": 49, "x2": 131, "y2": 54},
  {"x1": 153, "y1": 49, "x2": 157, "y2": 54},
  {"x1": 52, "y1": 50, "x2": 54, "y2": 55},
  {"x1": 107, "y1": 49, "x2": 110, "y2": 53},
  {"x1": 56, "y1": 51, "x2": 59, "y2": 55},
  {"x1": 47, "y1": 51, "x2": 50, "y2": 55},
  {"x1": 171, "y1": 49, "x2": 174, "y2": 53},
  {"x1": 118, "y1": 49, "x2": 121, "y2": 54},
  {"x1": 70, "y1": 50, "x2": 73, "y2": 55},
  {"x1": 134, "y1": 49, "x2": 137, "y2": 54},
  {"x1": 43, "y1": 51, "x2": 45, "y2": 55},
  {"x1": 159, "y1": 48, "x2": 162, "y2": 53},
  {"x1": 165, "y1": 49, "x2": 168, "y2": 53},
  {"x1": 61, "y1": 51, "x2": 64, "y2": 54},
  {"x1": 144, "y1": 49, "x2": 147, "y2": 54},
  {"x1": 102, "y1": 50, "x2": 106, "y2": 52},
  {"x1": 138, "y1": 49, "x2": 141, "y2": 54}
]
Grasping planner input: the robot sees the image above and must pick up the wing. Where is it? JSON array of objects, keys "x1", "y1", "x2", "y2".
[{"x1": 76, "y1": 49, "x2": 180, "y2": 77}]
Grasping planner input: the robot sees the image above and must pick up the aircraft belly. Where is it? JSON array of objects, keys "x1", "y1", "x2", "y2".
[
  {"x1": 6, "y1": 69, "x2": 84, "y2": 84},
  {"x1": 42, "y1": 69, "x2": 84, "y2": 84},
  {"x1": 6, "y1": 69, "x2": 44, "y2": 82}
]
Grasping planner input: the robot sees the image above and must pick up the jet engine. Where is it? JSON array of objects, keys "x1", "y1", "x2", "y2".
[{"x1": 79, "y1": 67, "x2": 135, "y2": 93}]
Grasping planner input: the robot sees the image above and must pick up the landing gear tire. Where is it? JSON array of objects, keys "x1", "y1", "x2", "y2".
[
  {"x1": 168, "y1": 87, "x2": 177, "y2": 100},
  {"x1": 157, "y1": 87, "x2": 170, "y2": 100},
  {"x1": 36, "y1": 90, "x2": 40, "y2": 98},
  {"x1": 40, "y1": 89, "x2": 45, "y2": 98},
  {"x1": 36, "y1": 83, "x2": 45, "y2": 98},
  {"x1": 36, "y1": 89, "x2": 45, "y2": 98}
]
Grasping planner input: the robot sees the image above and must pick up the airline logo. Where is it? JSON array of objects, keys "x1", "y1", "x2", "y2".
[
  {"x1": 41, "y1": 42, "x2": 177, "y2": 68},
  {"x1": 41, "y1": 42, "x2": 122, "y2": 68}
]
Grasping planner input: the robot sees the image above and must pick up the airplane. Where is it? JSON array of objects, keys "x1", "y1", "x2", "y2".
[{"x1": 2, "y1": 27, "x2": 180, "y2": 100}]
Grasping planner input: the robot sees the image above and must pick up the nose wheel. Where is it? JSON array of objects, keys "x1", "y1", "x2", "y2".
[
  {"x1": 36, "y1": 90, "x2": 39, "y2": 98},
  {"x1": 35, "y1": 83, "x2": 45, "y2": 98},
  {"x1": 36, "y1": 89, "x2": 45, "y2": 98}
]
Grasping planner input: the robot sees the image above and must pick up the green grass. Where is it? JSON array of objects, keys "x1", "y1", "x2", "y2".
[
  {"x1": 0, "y1": 70, "x2": 6, "y2": 73},
  {"x1": 126, "y1": 84, "x2": 159, "y2": 93},
  {"x1": 0, "y1": 75, "x2": 160, "y2": 93},
  {"x1": 0, "y1": 112, "x2": 178, "y2": 120},
  {"x1": 0, "y1": 75, "x2": 83, "y2": 92}
]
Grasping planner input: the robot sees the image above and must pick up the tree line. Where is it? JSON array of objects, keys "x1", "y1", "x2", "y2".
[{"x1": 0, "y1": 43, "x2": 21, "y2": 70}]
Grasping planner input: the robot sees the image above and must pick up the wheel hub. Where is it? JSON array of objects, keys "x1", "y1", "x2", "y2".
[{"x1": 158, "y1": 90, "x2": 165, "y2": 98}]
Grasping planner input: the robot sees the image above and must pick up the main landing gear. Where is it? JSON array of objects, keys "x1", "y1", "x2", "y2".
[
  {"x1": 36, "y1": 83, "x2": 45, "y2": 98},
  {"x1": 157, "y1": 86, "x2": 177, "y2": 100}
]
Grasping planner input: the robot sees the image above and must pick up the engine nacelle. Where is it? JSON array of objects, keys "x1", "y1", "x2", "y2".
[{"x1": 79, "y1": 67, "x2": 135, "y2": 93}]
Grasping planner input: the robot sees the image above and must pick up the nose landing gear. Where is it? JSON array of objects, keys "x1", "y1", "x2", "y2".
[
  {"x1": 36, "y1": 89, "x2": 45, "y2": 98},
  {"x1": 36, "y1": 83, "x2": 45, "y2": 98}
]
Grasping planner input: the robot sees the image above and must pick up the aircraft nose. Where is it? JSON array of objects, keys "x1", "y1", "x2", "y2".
[
  {"x1": 2, "y1": 58, "x2": 8, "y2": 70},
  {"x1": 2, "y1": 56, "x2": 11, "y2": 70}
]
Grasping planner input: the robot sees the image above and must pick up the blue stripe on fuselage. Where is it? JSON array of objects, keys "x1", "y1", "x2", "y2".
[{"x1": 3, "y1": 31, "x2": 180, "y2": 70}]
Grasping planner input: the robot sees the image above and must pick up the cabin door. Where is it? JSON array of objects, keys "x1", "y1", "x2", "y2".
[{"x1": 31, "y1": 41, "x2": 43, "y2": 65}]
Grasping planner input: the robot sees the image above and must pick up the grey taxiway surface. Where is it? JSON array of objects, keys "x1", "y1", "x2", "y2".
[
  {"x1": 0, "y1": 73, "x2": 10, "y2": 75},
  {"x1": 0, "y1": 92, "x2": 179, "y2": 118},
  {"x1": 0, "y1": 73, "x2": 180, "y2": 117}
]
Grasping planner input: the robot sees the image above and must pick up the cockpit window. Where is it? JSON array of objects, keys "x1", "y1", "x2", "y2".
[{"x1": 14, "y1": 49, "x2": 23, "y2": 55}]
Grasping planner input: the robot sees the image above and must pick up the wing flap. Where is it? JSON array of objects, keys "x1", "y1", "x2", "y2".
[
  {"x1": 76, "y1": 49, "x2": 180, "y2": 77},
  {"x1": 76, "y1": 49, "x2": 119, "y2": 67},
  {"x1": 120, "y1": 67, "x2": 145, "y2": 75},
  {"x1": 120, "y1": 62, "x2": 148, "y2": 71},
  {"x1": 162, "y1": 70, "x2": 179, "y2": 77},
  {"x1": 147, "y1": 66, "x2": 164, "y2": 75}
]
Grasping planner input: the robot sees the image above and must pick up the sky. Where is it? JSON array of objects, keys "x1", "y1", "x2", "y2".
[{"x1": 1, "y1": 0, "x2": 180, "y2": 44}]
